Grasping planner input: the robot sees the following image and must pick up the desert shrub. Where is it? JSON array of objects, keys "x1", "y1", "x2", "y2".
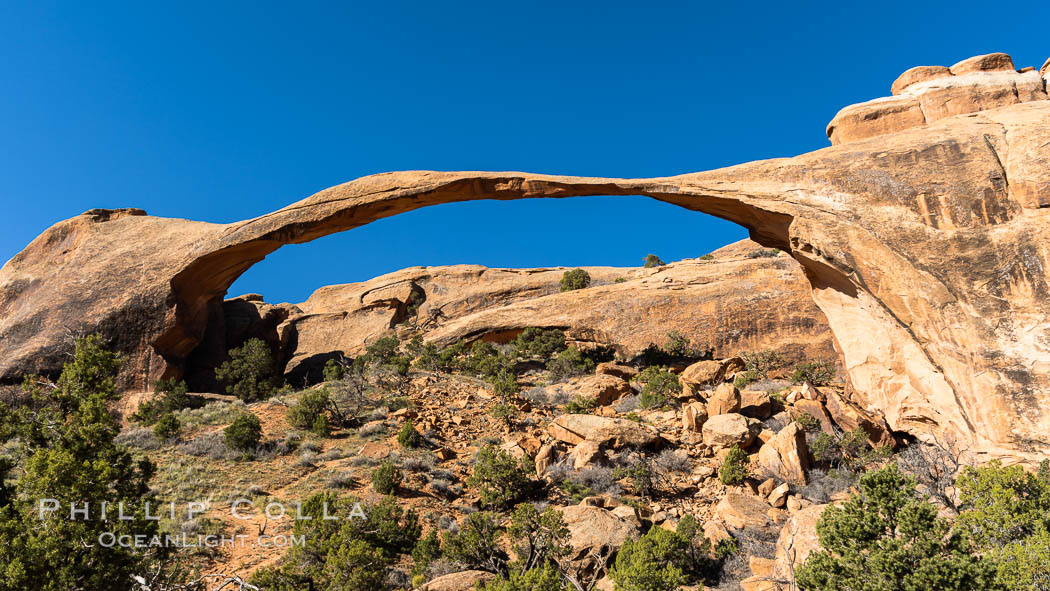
[
  {"x1": 699, "y1": 254, "x2": 714, "y2": 260},
  {"x1": 633, "y1": 367, "x2": 680, "y2": 409},
  {"x1": 441, "y1": 511, "x2": 507, "y2": 573},
  {"x1": 115, "y1": 426, "x2": 162, "y2": 450},
  {"x1": 0, "y1": 335, "x2": 161, "y2": 590},
  {"x1": 467, "y1": 445, "x2": 533, "y2": 509},
  {"x1": 719, "y1": 445, "x2": 749, "y2": 485},
  {"x1": 250, "y1": 493, "x2": 405, "y2": 591},
  {"x1": 571, "y1": 467, "x2": 621, "y2": 496},
  {"x1": 215, "y1": 338, "x2": 282, "y2": 401},
  {"x1": 224, "y1": 412, "x2": 262, "y2": 454},
  {"x1": 506, "y1": 503, "x2": 571, "y2": 573},
  {"x1": 546, "y1": 347, "x2": 597, "y2": 381},
  {"x1": 359, "y1": 422, "x2": 387, "y2": 438},
  {"x1": 131, "y1": 378, "x2": 200, "y2": 424},
  {"x1": 810, "y1": 428, "x2": 891, "y2": 471},
  {"x1": 153, "y1": 412, "x2": 180, "y2": 440},
  {"x1": 398, "y1": 419, "x2": 423, "y2": 448},
  {"x1": 563, "y1": 396, "x2": 598, "y2": 414},
  {"x1": 512, "y1": 328, "x2": 567, "y2": 360},
  {"x1": 412, "y1": 530, "x2": 442, "y2": 576},
  {"x1": 415, "y1": 340, "x2": 466, "y2": 372},
  {"x1": 637, "y1": 331, "x2": 704, "y2": 366},
  {"x1": 322, "y1": 358, "x2": 345, "y2": 381},
  {"x1": 326, "y1": 471, "x2": 356, "y2": 489},
  {"x1": 954, "y1": 461, "x2": 1050, "y2": 590},
  {"x1": 643, "y1": 254, "x2": 666, "y2": 268},
  {"x1": 655, "y1": 449, "x2": 691, "y2": 473},
  {"x1": 492, "y1": 369, "x2": 520, "y2": 398},
  {"x1": 479, "y1": 564, "x2": 568, "y2": 591},
  {"x1": 287, "y1": 389, "x2": 331, "y2": 435},
  {"x1": 615, "y1": 455, "x2": 657, "y2": 498},
  {"x1": 745, "y1": 248, "x2": 780, "y2": 258},
  {"x1": 461, "y1": 341, "x2": 513, "y2": 380},
  {"x1": 489, "y1": 402, "x2": 520, "y2": 428},
  {"x1": 372, "y1": 459, "x2": 402, "y2": 495},
  {"x1": 792, "y1": 360, "x2": 835, "y2": 385},
  {"x1": 177, "y1": 431, "x2": 233, "y2": 459},
  {"x1": 614, "y1": 395, "x2": 640, "y2": 413},
  {"x1": 614, "y1": 277, "x2": 627, "y2": 283},
  {"x1": 611, "y1": 526, "x2": 689, "y2": 591},
  {"x1": 798, "y1": 468, "x2": 857, "y2": 503},
  {"x1": 365, "y1": 336, "x2": 400, "y2": 364},
  {"x1": 740, "y1": 349, "x2": 784, "y2": 379},
  {"x1": 560, "y1": 268, "x2": 591, "y2": 292},
  {"x1": 794, "y1": 464, "x2": 999, "y2": 591}
]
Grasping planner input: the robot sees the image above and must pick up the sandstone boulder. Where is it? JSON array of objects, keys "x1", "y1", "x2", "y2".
[
  {"x1": 682, "y1": 402, "x2": 708, "y2": 432},
  {"x1": 792, "y1": 400, "x2": 835, "y2": 434},
  {"x1": 596, "y1": 362, "x2": 637, "y2": 380},
  {"x1": 707, "y1": 382, "x2": 741, "y2": 416},
  {"x1": 680, "y1": 357, "x2": 739, "y2": 395},
  {"x1": 422, "y1": 571, "x2": 496, "y2": 591},
  {"x1": 824, "y1": 390, "x2": 896, "y2": 449},
  {"x1": 714, "y1": 492, "x2": 776, "y2": 534},
  {"x1": 774, "y1": 504, "x2": 827, "y2": 582},
  {"x1": 740, "y1": 390, "x2": 772, "y2": 419},
  {"x1": 757, "y1": 422, "x2": 809, "y2": 485},
  {"x1": 703, "y1": 413, "x2": 760, "y2": 449},
  {"x1": 549, "y1": 414, "x2": 661, "y2": 448},
  {"x1": 570, "y1": 440, "x2": 606, "y2": 470},
  {"x1": 570, "y1": 374, "x2": 632, "y2": 406},
  {"x1": 561, "y1": 504, "x2": 639, "y2": 569}
]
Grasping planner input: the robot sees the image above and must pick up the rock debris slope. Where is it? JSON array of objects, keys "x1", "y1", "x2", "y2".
[{"x1": 1, "y1": 52, "x2": 1049, "y2": 462}]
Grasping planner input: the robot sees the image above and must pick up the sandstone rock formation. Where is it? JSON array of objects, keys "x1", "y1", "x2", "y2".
[
  {"x1": 828, "y1": 52, "x2": 1048, "y2": 144},
  {"x1": 269, "y1": 240, "x2": 830, "y2": 383},
  {"x1": 1, "y1": 52, "x2": 1049, "y2": 463}
]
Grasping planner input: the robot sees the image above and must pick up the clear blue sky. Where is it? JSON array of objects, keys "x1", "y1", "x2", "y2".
[{"x1": 2, "y1": 1, "x2": 1047, "y2": 303}]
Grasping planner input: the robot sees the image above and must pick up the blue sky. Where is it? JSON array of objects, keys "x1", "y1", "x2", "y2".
[{"x1": 2, "y1": 1, "x2": 1047, "y2": 303}]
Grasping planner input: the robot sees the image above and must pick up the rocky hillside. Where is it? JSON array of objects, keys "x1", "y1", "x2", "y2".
[{"x1": 182, "y1": 240, "x2": 834, "y2": 391}]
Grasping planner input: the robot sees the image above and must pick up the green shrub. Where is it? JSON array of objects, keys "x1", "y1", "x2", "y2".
[
  {"x1": 733, "y1": 369, "x2": 761, "y2": 389},
  {"x1": 215, "y1": 338, "x2": 282, "y2": 402},
  {"x1": 638, "y1": 331, "x2": 702, "y2": 365},
  {"x1": 372, "y1": 459, "x2": 402, "y2": 495},
  {"x1": 614, "y1": 277, "x2": 627, "y2": 283},
  {"x1": 398, "y1": 419, "x2": 423, "y2": 448},
  {"x1": 718, "y1": 445, "x2": 749, "y2": 485},
  {"x1": 287, "y1": 389, "x2": 331, "y2": 435},
  {"x1": 250, "y1": 493, "x2": 411, "y2": 591},
  {"x1": 745, "y1": 248, "x2": 780, "y2": 258},
  {"x1": 506, "y1": 503, "x2": 570, "y2": 571},
  {"x1": 512, "y1": 328, "x2": 567, "y2": 360},
  {"x1": 365, "y1": 336, "x2": 400, "y2": 364},
  {"x1": 224, "y1": 412, "x2": 262, "y2": 454},
  {"x1": 615, "y1": 457, "x2": 657, "y2": 498},
  {"x1": 643, "y1": 254, "x2": 666, "y2": 268},
  {"x1": 699, "y1": 254, "x2": 714, "y2": 260},
  {"x1": 441, "y1": 511, "x2": 506, "y2": 573},
  {"x1": 0, "y1": 335, "x2": 161, "y2": 590},
  {"x1": 479, "y1": 565, "x2": 568, "y2": 591},
  {"x1": 546, "y1": 346, "x2": 596, "y2": 381},
  {"x1": 611, "y1": 526, "x2": 689, "y2": 591},
  {"x1": 792, "y1": 360, "x2": 836, "y2": 385},
  {"x1": 560, "y1": 268, "x2": 591, "y2": 292},
  {"x1": 563, "y1": 396, "x2": 598, "y2": 414},
  {"x1": 954, "y1": 460, "x2": 1050, "y2": 590},
  {"x1": 411, "y1": 530, "x2": 442, "y2": 576},
  {"x1": 153, "y1": 412, "x2": 180, "y2": 440},
  {"x1": 489, "y1": 403, "x2": 520, "y2": 428},
  {"x1": 467, "y1": 445, "x2": 533, "y2": 509},
  {"x1": 415, "y1": 340, "x2": 466, "y2": 372},
  {"x1": 131, "y1": 378, "x2": 198, "y2": 424},
  {"x1": 794, "y1": 464, "x2": 999, "y2": 591},
  {"x1": 323, "y1": 358, "x2": 345, "y2": 381},
  {"x1": 462, "y1": 341, "x2": 512, "y2": 381},
  {"x1": 633, "y1": 367, "x2": 680, "y2": 409}
]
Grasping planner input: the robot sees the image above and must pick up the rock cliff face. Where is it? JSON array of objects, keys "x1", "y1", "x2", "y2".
[
  {"x1": 200, "y1": 240, "x2": 833, "y2": 386},
  {"x1": 1, "y1": 52, "x2": 1048, "y2": 462}
]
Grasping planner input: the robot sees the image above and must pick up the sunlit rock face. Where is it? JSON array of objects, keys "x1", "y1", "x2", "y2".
[{"x1": 2, "y1": 52, "x2": 1050, "y2": 464}]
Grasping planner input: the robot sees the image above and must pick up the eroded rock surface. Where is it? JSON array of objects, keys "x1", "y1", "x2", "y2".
[{"x1": 2, "y1": 52, "x2": 1050, "y2": 463}]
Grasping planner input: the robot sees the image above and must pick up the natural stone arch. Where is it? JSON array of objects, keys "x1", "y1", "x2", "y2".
[{"x1": 2, "y1": 67, "x2": 1049, "y2": 463}]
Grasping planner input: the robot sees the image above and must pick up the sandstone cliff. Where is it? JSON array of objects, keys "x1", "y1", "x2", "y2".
[{"x1": 2, "y1": 52, "x2": 1049, "y2": 463}]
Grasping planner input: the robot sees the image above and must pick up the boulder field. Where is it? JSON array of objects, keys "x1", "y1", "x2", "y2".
[{"x1": 1, "y1": 52, "x2": 1049, "y2": 463}]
